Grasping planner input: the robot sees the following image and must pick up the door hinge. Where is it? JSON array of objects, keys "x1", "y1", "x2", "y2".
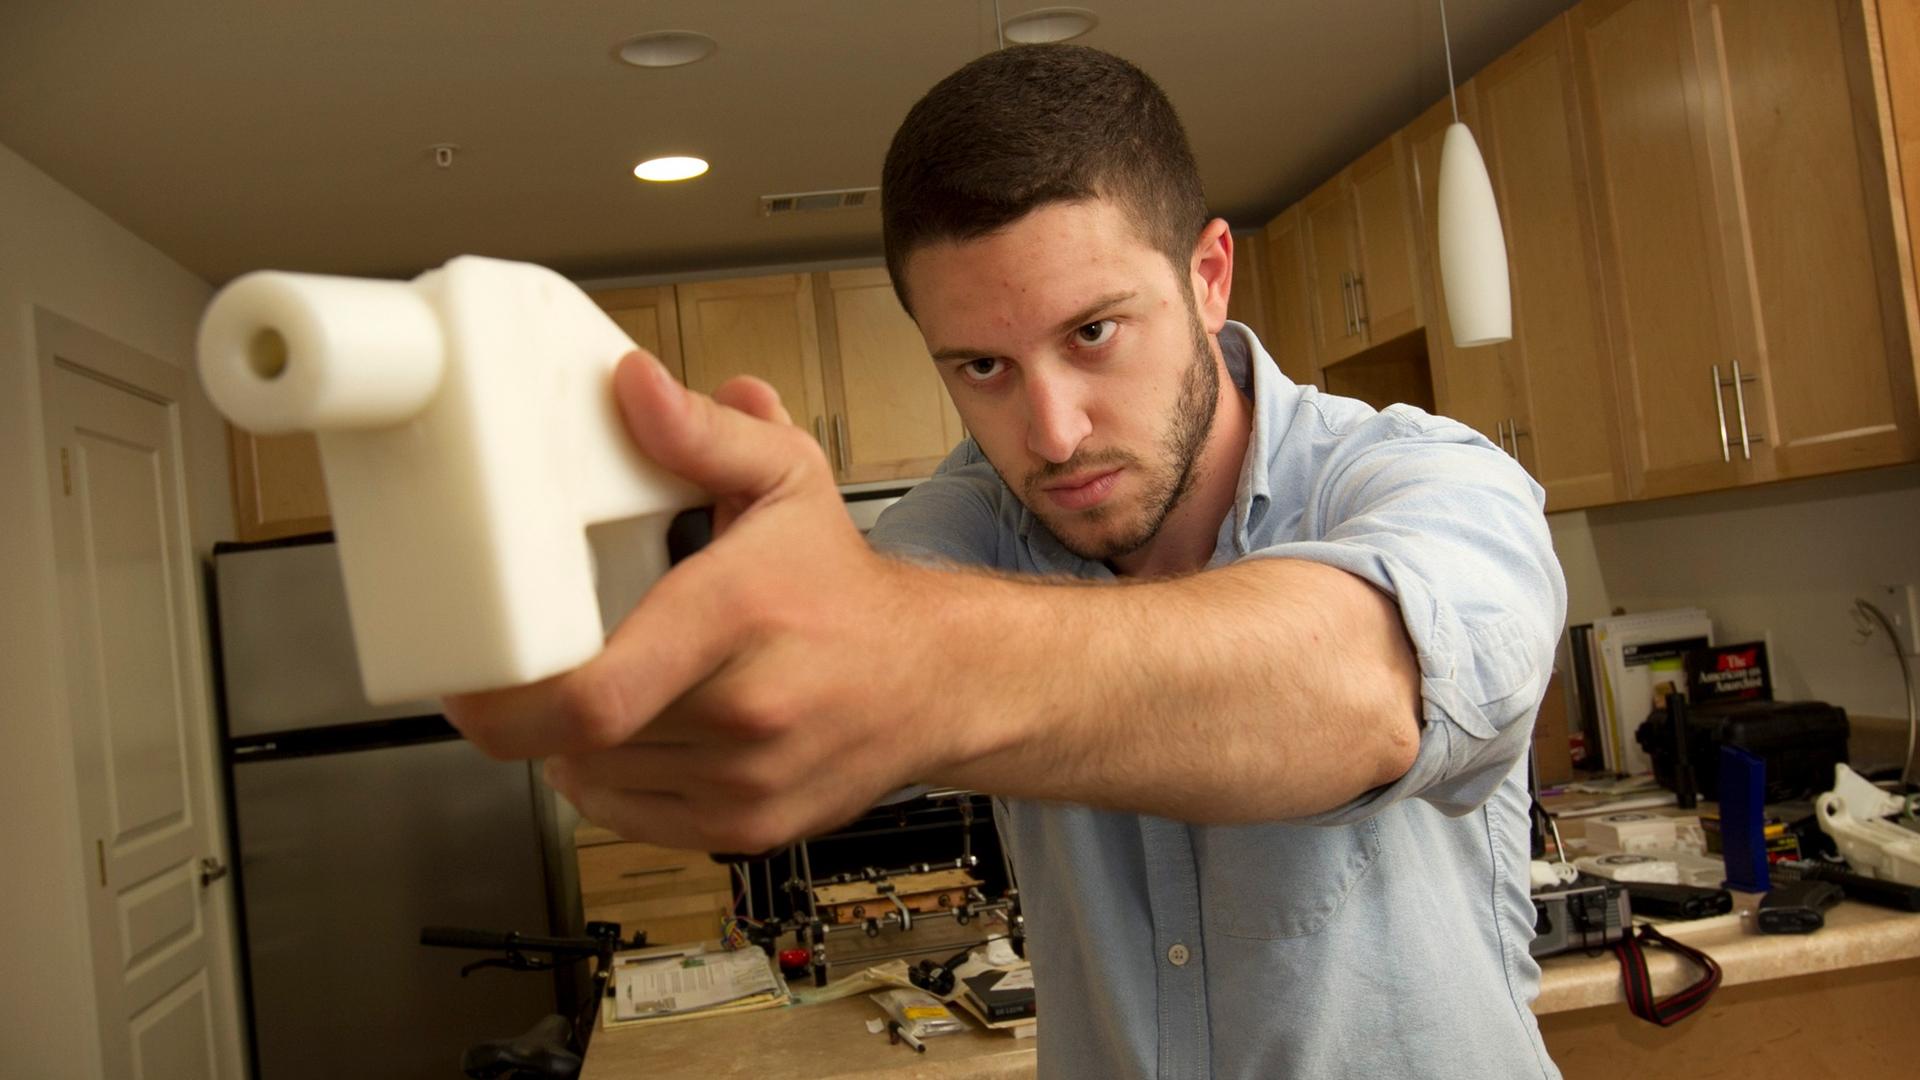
[
  {"x1": 96, "y1": 839, "x2": 107, "y2": 887},
  {"x1": 61, "y1": 447, "x2": 72, "y2": 496}
]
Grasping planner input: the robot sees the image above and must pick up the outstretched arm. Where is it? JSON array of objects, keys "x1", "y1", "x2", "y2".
[{"x1": 446, "y1": 351, "x2": 1551, "y2": 853}]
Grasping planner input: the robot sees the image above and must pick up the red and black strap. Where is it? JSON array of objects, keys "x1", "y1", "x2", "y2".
[{"x1": 1611, "y1": 923, "x2": 1722, "y2": 1026}]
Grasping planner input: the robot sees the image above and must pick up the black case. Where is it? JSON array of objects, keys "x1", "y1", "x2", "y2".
[{"x1": 1637, "y1": 700, "x2": 1849, "y2": 802}]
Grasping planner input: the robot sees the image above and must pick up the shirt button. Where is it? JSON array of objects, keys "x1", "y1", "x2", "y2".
[{"x1": 1167, "y1": 943, "x2": 1190, "y2": 967}]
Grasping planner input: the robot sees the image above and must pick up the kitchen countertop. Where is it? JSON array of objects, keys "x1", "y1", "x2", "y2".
[{"x1": 579, "y1": 895, "x2": 1920, "y2": 1080}]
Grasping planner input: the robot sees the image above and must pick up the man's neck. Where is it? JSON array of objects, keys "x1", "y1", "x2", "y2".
[{"x1": 1109, "y1": 343, "x2": 1253, "y2": 579}]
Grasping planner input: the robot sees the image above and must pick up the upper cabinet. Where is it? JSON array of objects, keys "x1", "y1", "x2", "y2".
[
  {"x1": 1263, "y1": 205, "x2": 1320, "y2": 387},
  {"x1": 1573, "y1": 0, "x2": 1917, "y2": 499},
  {"x1": 1225, "y1": 227, "x2": 1273, "y2": 348},
  {"x1": 1302, "y1": 138, "x2": 1424, "y2": 365},
  {"x1": 675, "y1": 273, "x2": 831, "y2": 442},
  {"x1": 670, "y1": 269, "x2": 963, "y2": 484},
  {"x1": 812, "y1": 268, "x2": 964, "y2": 484},
  {"x1": 590, "y1": 284, "x2": 686, "y2": 384},
  {"x1": 1469, "y1": 16, "x2": 1629, "y2": 511},
  {"x1": 228, "y1": 429, "x2": 330, "y2": 542}
]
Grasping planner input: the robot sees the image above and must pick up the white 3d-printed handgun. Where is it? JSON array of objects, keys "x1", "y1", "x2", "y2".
[{"x1": 198, "y1": 256, "x2": 704, "y2": 704}]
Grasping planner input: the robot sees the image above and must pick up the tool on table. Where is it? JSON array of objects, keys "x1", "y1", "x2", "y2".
[
  {"x1": 1757, "y1": 879, "x2": 1843, "y2": 934},
  {"x1": 1718, "y1": 746, "x2": 1771, "y2": 893},
  {"x1": 887, "y1": 1021, "x2": 926, "y2": 1053},
  {"x1": 198, "y1": 256, "x2": 705, "y2": 703},
  {"x1": 1623, "y1": 881, "x2": 1733, "y2": 921},
  {"x1": 1816, "y1": 764, "x2": 1920, "y2": 887},
  {"x1": 1772, "y1": 859, "x2": 1920, "y2": 912}
]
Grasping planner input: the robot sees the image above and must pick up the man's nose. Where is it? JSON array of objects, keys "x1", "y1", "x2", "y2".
[{"x1": 1024, "y1": 369, "x2": 1092, "y2": 464}]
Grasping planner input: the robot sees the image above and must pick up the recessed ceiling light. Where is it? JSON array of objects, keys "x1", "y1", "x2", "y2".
[
  {"x1": 616, "y1": 31, "x2": 718, "y2": 69},
  {"x1": 633, "y1": 156, "x2": 709, "y2": 182},
  {"x1": 1002, "y1": 6, "x2": 1099, "y2": 44}
]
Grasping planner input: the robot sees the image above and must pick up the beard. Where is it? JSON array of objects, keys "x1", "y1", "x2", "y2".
[{"x1": 1014, "y1": 301, "x2": 1220, "y2": 563}]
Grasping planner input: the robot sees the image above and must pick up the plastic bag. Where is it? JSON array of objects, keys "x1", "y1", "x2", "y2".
[{"x1": 869, "y1": 988, "x2": 966, "y2": 1039}]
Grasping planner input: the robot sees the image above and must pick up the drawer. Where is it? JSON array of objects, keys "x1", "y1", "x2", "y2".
[{"x1": 576, "y1": 841, "x2": 731, "y2": 909}]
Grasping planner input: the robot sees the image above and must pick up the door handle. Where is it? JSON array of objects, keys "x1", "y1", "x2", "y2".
[
  {"x1": 1352, "y1": 274, "x2": 1368, "y2": 330},
  {"x1": 199, "y1": 856, "x2": 229, "y2": 889},
  {"x1": 1730, "y1": 360, "x2": 1760, "y2": 461}
]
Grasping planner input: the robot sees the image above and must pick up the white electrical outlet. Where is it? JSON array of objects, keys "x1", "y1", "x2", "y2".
[{"x1": 1869, "y1": 584, "x2": 1920, "y2": 656}]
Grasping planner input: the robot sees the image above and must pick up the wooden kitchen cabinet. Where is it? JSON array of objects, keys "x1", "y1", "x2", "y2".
[
  {"x1": 1303, "y1": 138, "x2": 1424, "y2": 366},
  {"x1": 813, "y1": 268, "x2": 965, "y2": 483},
  {"x1": 228, "y1": 427, "x2": 331, "y2": 541},
  {"x1": 1573, "y1": 0, "x2": 1918, "y2": 500},
  {"x1": 590, "y1": 284, "x2": 686, "y2": 384},
  {"x1": 1225, "y1": 226, "x2": 1273, "y2": 347},
  {"x1": 1466, "y1": 16, "x2": 1629, "y2": 510},
  {"x1": 1263, "y1": 205, "x2": 1319, "y2": 387},
  {"x1": 574, "y1": 823, "x2": 732, "y2": 946},
  {"x1": 676, "y1": 273, "x2": 831, "y2": 447}
]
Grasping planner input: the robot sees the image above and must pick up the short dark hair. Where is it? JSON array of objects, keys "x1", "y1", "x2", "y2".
[{"x1": 880, "y1": 44, "x2": 1208, "y2": 314}]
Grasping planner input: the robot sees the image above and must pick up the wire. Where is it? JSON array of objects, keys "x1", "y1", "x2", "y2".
[
  {"x1": 1855, "y1": 598, "x2": 1917, "y2": 787},
  {"x1": 1439, "y1": 0, "x2": 1459, "y2": 123},
  {"x1": 993, "y1": 0, "x2": 1005, "y2": 51}
]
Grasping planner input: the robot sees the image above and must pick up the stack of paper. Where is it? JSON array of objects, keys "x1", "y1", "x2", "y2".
[{"x1": 602, "y1": 944, "x2": 789, "y2": 1030}]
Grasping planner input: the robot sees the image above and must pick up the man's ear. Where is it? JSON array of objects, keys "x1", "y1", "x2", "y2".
[{"x1": 1190, "y1": 218, "x2": 1234, "y2": 333}]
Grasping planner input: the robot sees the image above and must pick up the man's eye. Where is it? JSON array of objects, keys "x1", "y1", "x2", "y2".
[
  {"x1": 960, "y1": 357, "x2": 1005, "y2": 382},
  {"x1": 1075, "y1": 320, "x2": 1117, "y2": 347}
]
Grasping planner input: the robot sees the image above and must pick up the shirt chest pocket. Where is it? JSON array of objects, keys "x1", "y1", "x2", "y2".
[{"x1": 1194, "y1": 819, "x2": 1380, "y2": 940}]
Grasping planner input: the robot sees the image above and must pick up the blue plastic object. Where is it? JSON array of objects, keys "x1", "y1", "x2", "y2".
[{"x1": 1718, "y1": 745, "x2": 1770, "y2": 893}]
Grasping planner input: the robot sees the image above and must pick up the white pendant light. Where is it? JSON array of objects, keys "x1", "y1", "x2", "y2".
[{"x1": 1435, "y1": 0, "x2": 1511, "y2": 347}]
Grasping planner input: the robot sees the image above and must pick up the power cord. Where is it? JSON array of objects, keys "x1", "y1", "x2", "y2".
[{"x1": 1853, "y1": 598, "x2": 1917, "y2": 788}]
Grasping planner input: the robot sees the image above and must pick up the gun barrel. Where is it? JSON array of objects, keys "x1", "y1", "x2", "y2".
[{"x1": 198, "y1": 270, "x2": 446, "y2": 434}]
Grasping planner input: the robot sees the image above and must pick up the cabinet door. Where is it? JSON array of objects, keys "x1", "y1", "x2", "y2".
[
  {"x1": 1263, "y1": 206, "x2": 1320, "y2": 387},
  {"x1": 229, "y1": 428, "x2": 330, "y2": 541},
  {"x1": 1304, "y1": 178, "x2": 1365, "y2": 365},
  {"x1": 815, "y1": 268, "x2": 964, "y2": 483},
  {"x1": 1349, "y1": 138, "x2": 1422, "y2": 345},
  {"x1": 590, "y1": 284, "x2": 686, "y2": 384},
  {"x1": 1408, "y1": 90, "x2": 1527, "y2": 451},
  {"x1": 1478, "y1": 15, "x2": 1628, "y2": 510},
  {"x1": 1704, "y1": 0, "x2": 1918, "y2": 479},
  {"x1": 1225, "y1": 227, "x2": 1273, "y2": 346},
  {"x1": 676, "y1": 274, "x2": 829, "y2": 445},
  {"x1": 1574, "y1": 0, "x2": 1754, "y2": 498}
]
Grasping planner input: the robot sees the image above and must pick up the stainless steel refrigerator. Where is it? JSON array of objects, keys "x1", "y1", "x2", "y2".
[{"x1": 211, "y1": 535, "x2": 568, "y2": 1080}]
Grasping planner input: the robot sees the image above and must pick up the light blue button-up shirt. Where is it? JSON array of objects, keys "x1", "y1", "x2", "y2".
[{"x1": 867, "y1": 323, "x2": 1567, "y2": 1080}]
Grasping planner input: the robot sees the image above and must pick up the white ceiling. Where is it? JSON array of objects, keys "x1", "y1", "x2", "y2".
[{"x1": 0, "y1": 0, "x2": 1572, "y2": 285}]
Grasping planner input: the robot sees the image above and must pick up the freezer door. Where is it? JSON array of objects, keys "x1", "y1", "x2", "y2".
[
  {"x1": 214, "y1": 540, "x2": 437, "y2": 736},
  {"x1": 233, "y1": 736, "x2": 557, "y2": 1080}
]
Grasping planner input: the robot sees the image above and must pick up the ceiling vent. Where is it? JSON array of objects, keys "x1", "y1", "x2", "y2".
[{"x1": 760, "y1": 187, "x2": 878, "y2": 216}]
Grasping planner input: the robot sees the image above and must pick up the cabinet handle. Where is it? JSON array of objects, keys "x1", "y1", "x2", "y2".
[
  {"x1": 1711, "y1": 364, "x2": 1731, "y2": 463},
  {"x1": 1495, "y1": 419, "x2": 1509, "y2": 455},
  {"x1": 832, "y1": 413, "x2": 850, "y2": 474},
  {"x1": 1341, "y1": 272, "x2": 1357, "y2": 336},
  {"x1": 1730, "y1": 360, "x2": 1755, "y2": 461},
  {"x1": 813, "y1": 416, "x2": 828, "y2": 452},
  {"x1": 1507, "y1": 418, "x2": 1529, "y2": 468},
  {"x1": 1352, "y1": 274, "x2": 1368, "y2": 330}
]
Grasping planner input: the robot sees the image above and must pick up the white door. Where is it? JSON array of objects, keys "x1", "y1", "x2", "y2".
[{"x1": 43, "y1": 326, "x2": 243, "y2": 1080}]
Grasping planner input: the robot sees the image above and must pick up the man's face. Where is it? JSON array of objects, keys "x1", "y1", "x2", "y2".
[{"x1": 902, "y1": 198, "x2": 1220, "y2": 563}]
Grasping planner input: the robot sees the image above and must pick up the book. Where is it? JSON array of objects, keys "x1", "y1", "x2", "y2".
[
  {"x1": 1686, "y1": 641, "x2": 1773, "y2": 706},
  {"x1": 1591, "y1": 609, "x2": 1714, "y2": 775}
]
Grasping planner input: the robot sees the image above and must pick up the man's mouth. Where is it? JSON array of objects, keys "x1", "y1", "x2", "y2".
[{"x1": 1041, "y1": 468, "x2": 1122, "y2": 511}]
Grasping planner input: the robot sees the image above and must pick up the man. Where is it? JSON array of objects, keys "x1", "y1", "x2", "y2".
[{"x1": 447, "y1": 45, "x2": 1565, "y2": 1080}]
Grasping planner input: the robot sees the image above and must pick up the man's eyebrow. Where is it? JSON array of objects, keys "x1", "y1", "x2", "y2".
[{"x1": 928, "y1": 291, "x2": 1139, "y2": 362}]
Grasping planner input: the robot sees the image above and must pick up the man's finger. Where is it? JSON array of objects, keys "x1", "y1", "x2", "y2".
[
  {"x1": 712, "y1": 374, "x2": 791, "y2": 426},
  {"x1": 613, "y1": 351, "x2": 814, "y2": 500},
  {"x1": 443, "y1": 559, "x2": 737, "y2": 758}
]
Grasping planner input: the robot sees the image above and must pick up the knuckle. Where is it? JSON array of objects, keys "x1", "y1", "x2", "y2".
[
  {"x1": 554, "y1": 668, "x2": 632, "y2": 750},
  {"x1": 708, "y1": 807, "x2": 789, "y2": 856}
]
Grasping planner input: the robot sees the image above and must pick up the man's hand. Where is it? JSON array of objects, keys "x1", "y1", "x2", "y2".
[{"x1": 444, "y1": 350, "x2": 957, "y2": 853}]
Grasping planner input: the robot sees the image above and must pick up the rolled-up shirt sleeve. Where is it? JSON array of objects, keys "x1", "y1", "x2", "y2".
[{"x1": 1244, "y1": 406, "x2": 1567, "y2": 825}]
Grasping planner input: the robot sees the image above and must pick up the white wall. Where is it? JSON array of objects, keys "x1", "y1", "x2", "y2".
[
  {"x1": 0, "y1": 140, "x2": 227, "y2": 1079},
  {"x1": 1549, "y1": 462, "x2": 1920, "y2": 773}
]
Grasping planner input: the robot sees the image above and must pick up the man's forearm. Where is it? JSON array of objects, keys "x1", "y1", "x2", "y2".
[{"x1": 919, "y1": 557, "x2": 1424, "y2": 823}]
